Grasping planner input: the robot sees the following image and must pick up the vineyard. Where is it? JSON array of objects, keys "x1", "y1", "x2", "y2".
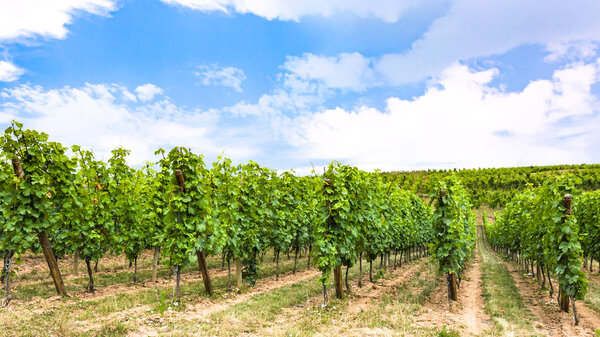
[{"x1": 0, "y1": 122, "x2": 599, "y2": 336}]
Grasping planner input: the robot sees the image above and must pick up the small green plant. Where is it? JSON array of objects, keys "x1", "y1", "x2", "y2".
[
  {"x1": 156, "y1": 290, "x2": 168, "y2": 314},
  {"x1": 96, "y1": 322, "x2": 129, "y2": 336},
  {"x1": 437, "y1": 325, "x2": 460, "y2": 337}
]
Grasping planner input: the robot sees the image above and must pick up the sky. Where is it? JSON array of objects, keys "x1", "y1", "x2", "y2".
[{"x1": 0, "y1": 0, "x2": 599, "y2": 173}]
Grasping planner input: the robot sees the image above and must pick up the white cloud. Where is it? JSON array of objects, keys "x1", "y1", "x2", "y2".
[
  {"x1": 0, "y1": 0, "x2": 118, "y2": 82},
  {"x1": 545, "y1": 40, "x2": 598, "y2": 62},
  {"x1": 1, "y1": 61, "x2": 599, "y2": 171},
  {"x1": 0, "y1": 83, "x2": 258, "y2": 165},
  {"x1": 159, "y1": 0, "x2": 425, "y2": 22},
  {"x1": 194, "y1": 64, "x2": 246, "y2": 92},
  {"x1": 282, "y1": 53, "x2": 377, "y2": 92},
  {"x1": 0, "y1": 0, "x2": 117, "y2": 41},
  {"x1": 282, "y1": 61, "x2": 600, "y2": 170},
  {"x1": 134, "y1": 84, "x2": 164, "y2": 102},
  {"x1": 0, "y1": 61, "x2": 24, "y2": 82},
  {"x1": 375, "y1": 0, "x2": 600, "y2": 85},
  {"x1": 272, "y1": 1, "x2": 600, "y2": 90}
]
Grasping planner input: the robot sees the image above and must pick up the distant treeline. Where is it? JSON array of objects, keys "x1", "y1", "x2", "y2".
[{"x1": 382, "y1": 164, "x2": 600, "y2": 208}]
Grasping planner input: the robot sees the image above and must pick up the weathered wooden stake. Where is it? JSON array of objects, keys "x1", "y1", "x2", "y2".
[
  {"x1": 307, "y1": 243, "x2": 312, "y2": 270},
  {"x1": 293, "y1": 246, "x2": 299, "y2": 274},
  {"x1": 176, "y1": 266, "x2": 181, "y2": 300},
  {"x1": 133, "y1": 255, "x2": 138, "y2": 283},
  {"x1": 547, "y1": 264, "x2": 554, "y2": 297},
  {"x1": 448, "y1": 272, "x2": 458, "y2": 302},
  {"x1": 196, "y1": 250, "x2": 213, "y2": 296},
  {"x1": 13, "y1": 158, "x2": 68, "y2": 297},
  {"x1": 333, "y1": 265, "x2": 344, "y2": 299},
  {"x1": 358, "y1": 252, "x2": 363, "y2": 287},
  {"x1": 151, "y1": 246, "x2": 160, "y2": 283},
  {"x1": 235, "y1": 258, "x2": 242, "y2": 289},
  {"x1": 227, "y1": 257, "x2": 232, "y2": 289},
  {"x1": 3, "y1": 251, "x2": 14, "y2": 304}
]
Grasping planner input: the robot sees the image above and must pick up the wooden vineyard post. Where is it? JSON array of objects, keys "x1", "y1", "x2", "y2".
[
  {"x1": 38, "y1": 232, "x2": 69, "y2": 297},
  {"x1": 73, "y1": 249, "x2": 79, "y2": 276},
  {"x1": 196, "y1": 250, "x2": 213, "y2": 296},
  {"x1": 558, "y1": 194, "x2": 571, "y2": 313},
  {"x1": 448, "y1": 272, "x2": 458, "y2": 301},
  {"x1": 151, "y1": 246, "x2": 160, "y2": 283},
  {"x1": 12, "y1": 158, "x2": 69, "y2": 298},
  {"x1": 334, "y1": 265, "x2": 344, "y2": 299},
  {"x1": 176, "y1": 266, "x2": 181, "y2": 300},
  {"x1": 323, "y1": 177, "x2": 344, "y2": 300},
  {"x1": 440, "y1": 189, "x2": 458, "y2": 303},
  {"x1": 174, "y1": 168, "x2": 213, "y2": 296},
  {"x1": 3, "y1": 251, "x2": 14, "y2": 304},
  {"x1": 235, "y1": 258, "x2": 243, "y2": 289},
  {"x1": 558, "y1": 194, "x2": 577, "y2": 325}
]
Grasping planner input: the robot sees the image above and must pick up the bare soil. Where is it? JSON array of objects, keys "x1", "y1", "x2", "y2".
[
  {"x1": 500, "y1": 255, "x2": 600, "y2": 336},
  {"x1": 414, "y1": 247, "x2": 493, "y2": 336}
]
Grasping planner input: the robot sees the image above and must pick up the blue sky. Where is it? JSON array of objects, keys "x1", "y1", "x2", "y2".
[{"x1": 0, "y1": 0, "x2": 599, "y2": 172}]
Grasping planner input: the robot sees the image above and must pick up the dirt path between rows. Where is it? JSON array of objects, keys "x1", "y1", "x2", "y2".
[
  {"x1": 414, "y1": 244, "x2": 493, "y2": 336},
  {"x1": 459, "y1": 247, "x2": 492, "y2": 336},
  {"x1": 124, "y1": 268, "x2": 322, "y2": 336},
  {"x1": 499, "y1": 254, "x2": 600, "y2": 336},
  {"x1": 7, "y1": 263, "x2": 232, "y2": 310},
  {"x1": 254, "y1": 258, "x2": 430, "y2": 336},
  {"x1": 347, "y1": 259, "x2": 427, "y2": 313},
  {"x1": 9, "y1": 254, "x2": 303, "y2": 309}
]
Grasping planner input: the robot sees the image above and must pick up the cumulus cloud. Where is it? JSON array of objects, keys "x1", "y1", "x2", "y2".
[
  {"x1": 134, "y1": 84, "x2": 163, "y2": 102},
  {"x1": 0, "y1": 61, "x2": 24, "y2": 82},
  {"x1": 1, "y1": 61, "x2": 599, "y2": 171},
  {"x1": 0, "y1": 0, "x2": 117, "y2": 41},
  {"x1": 282, "y1": 60, "x2": 600, "y2": 170},
  {"x1": 270, "y1": 1, "x2": 600, "y2": 90},
  {"x1": 0, "y1": 83, "x2": 258, "y2": 165},
  {"x1": 159, "y1": 0, "x2": 425, "y2": 22},
  {"x1": 375, "y1": 0, "x2": 600, "y2": 85},
  {"x1": 194, "y1": 64, "x2": 246, "y2": 92},
  {"x1": 0, "y1": 0, "x2": 118, "y2": 81},
  {"x1": 545, "y1": 40, "x2": 598, "y2": 62},
  {"x1": 282, "y1": 53, "x2": 377, "y2": 92}
]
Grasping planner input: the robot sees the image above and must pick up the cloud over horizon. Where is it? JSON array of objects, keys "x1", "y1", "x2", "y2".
[
  {"x1": 1, "y1": 59, "x2": 598, "y2": 171},
  {"x1": 0, "y1": 0, "x2": 599, "y2": 171}
]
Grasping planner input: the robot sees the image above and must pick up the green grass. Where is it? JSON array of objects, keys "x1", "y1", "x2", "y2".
[
  {"x1": 0, "y1": 254, "x2": 311, "y2": 337},
  {"x1": 584, "y1": 278, "x2": 600, "y2": 315},
  {"x1": 156, "y1": 257, "x2": 432, "y2": 336},
  {"x1": 9, "y1": 249, "x2": 298, "y2": 300},
  {"x1": 477, "y1": 227, "x2": 538, "y2": 335},
  {"x1": 391, "y1": 262, "x2": 438, "y2": 306},
  {"x1": 280, "y1": 259, "x2": 440, "y2": 336}
]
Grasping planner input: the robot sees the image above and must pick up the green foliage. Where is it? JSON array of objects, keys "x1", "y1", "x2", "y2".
[
  {"x1": 108, "y1": 148, "x2": 148, "y2": 263},
  {"x1": 575, "y1": 190, "x2": 600, "y2": 267},
  {"x1": 316, "y1": 162, "x2": 433, "y2": 286},
  {"x1": 487, "y1": 174, "x2": 589, "y2": 301},
  {"x1": 62, "y1": 147, "x2": 113, "y2": 263},
  {"x1": 429, "y1": 176, "x2": 476, "y2": 275},
  {"x1": 385, "y1": 164, "x2": 600, "y2": 208},
  {"x1": 161, "y1": 147, "x2": 215, "y2": 268},
  {"x1": 437, "y1": 325, "x2": 461, "y2": 337},
  {"x1": 0, "y1": 121, "x2": 77, "y2": 256}
]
